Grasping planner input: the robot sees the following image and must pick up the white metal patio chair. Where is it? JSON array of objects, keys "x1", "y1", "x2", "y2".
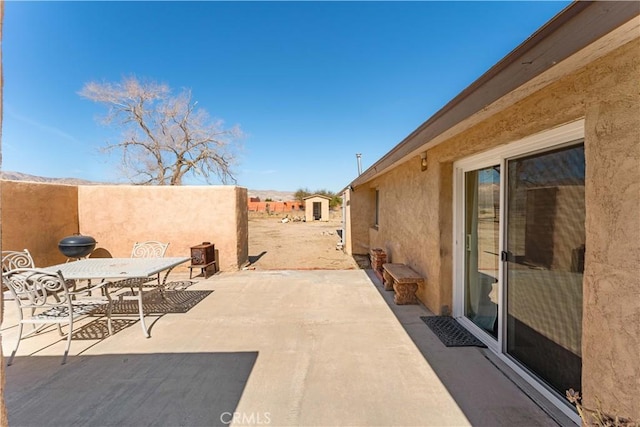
[
  {"x1": 109, "y1": 241, "x2": 170, "y2": 298},
  {"x1": 3, "y1": 268, "x2": 114, "y2": 365},
  {"x1": 2, "y1": 248, "x2": 83, "y2": 294},
  {"x1": 130, "y1": 241, "x2": 169, "y2": 259},
  {"x1": 2, "y1": 249, "x2": 35, "y2": 272},
  {"x1": 2, "y1": 250, "x2": 40, "y2": 326}
]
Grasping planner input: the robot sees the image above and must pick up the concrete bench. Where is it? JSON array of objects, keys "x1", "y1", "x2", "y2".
[{"x1": 382, "y1": 263, "x2": 424, "y2": 305}]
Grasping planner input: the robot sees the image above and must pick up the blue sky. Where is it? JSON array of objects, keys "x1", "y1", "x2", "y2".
[{"x1": 3, "y1": 1, "x2": 571, "y2": 192}]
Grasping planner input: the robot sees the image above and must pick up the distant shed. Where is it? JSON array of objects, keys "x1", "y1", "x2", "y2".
[{"x1": 303, "y1": 194, "x2": 331, "y2": 222}]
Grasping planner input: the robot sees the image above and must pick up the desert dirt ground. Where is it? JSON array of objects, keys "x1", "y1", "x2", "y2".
[{"x1": 247, "y1": 213, "x2": 362, "y2": 270}]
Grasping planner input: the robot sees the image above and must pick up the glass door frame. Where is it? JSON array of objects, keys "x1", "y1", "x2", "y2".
[
  {"x1": 452, "y1": 119, "x2": 585, "y2": 423},
  {"x1": 453, "y1": 155, "x2": 504, "y2": 353}
]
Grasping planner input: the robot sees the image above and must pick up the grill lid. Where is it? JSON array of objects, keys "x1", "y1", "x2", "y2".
[{"x1": 58, "y1": 234, "x2": 97, "y2": 258}]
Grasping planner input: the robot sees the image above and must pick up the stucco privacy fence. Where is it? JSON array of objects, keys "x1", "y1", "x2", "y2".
[{"x1": 0, "y1": 180, "x2": 249, "y2": 271}]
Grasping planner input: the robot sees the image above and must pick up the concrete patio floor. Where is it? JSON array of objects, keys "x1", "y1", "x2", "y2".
[{"x1": 1, "y1": 269, "x2": 575, "y2": 426}]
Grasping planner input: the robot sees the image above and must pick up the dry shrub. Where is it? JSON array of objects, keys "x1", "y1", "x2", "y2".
[{"x1": 566, "y1": 389, "x2": 637, "y2": 427}]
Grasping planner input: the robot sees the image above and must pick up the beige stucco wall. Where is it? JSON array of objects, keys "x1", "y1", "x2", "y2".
[
  {"x1": 348, "y1": 38, "x2": 639, "y2": 418},
  {"x1": 344, "y1": 187, "x2": 376, "y2": 256},
  {"x1": 359, "y1": 156, "x2": 447, "y2": 315},
  {"x1": 1, "y1": 180, "x2": 80, "y2": 267},
  {"x1": 581, "y1": 39, "x2": 639, "y2": 418},
  {"x1": 0, "y1": 180, "x2": 248, "y2": 421},
  {"x1": 0, "y1": 181, "x2": 248, "y2": 272},
  {"x1": 78, "y1": 185, "x2": 248, "y2": 271},
  {"x1": 234, "y1": 186, "x2": 249, "y2": 267}
]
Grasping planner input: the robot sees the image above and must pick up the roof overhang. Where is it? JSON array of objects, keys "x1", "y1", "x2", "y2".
[
  {"x1": 303, "y1": 194, "x2": 332, "y2": 200},
  {"x1": 345, "y1": 1, "x2": 640, "y2": 191}
]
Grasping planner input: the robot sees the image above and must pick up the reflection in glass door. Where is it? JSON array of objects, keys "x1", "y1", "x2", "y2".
[
  {"x1": 455, "y1": 122, "x2": 586, "y2": 420},
  {"x1": 464, "y1": 166, "x2": 500, "y2": 339},
  {"x1": 505, "y1": 144, "x2": 584, "y2": 396}
]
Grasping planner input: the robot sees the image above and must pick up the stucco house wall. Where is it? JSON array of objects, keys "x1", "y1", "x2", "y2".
[
  {"x1": 344, "y1": 24, "x2": 639, "y2": 421},
  {"x1": 342, "y1": 188, "x2": 376, "y2": 257},
  {"x1": 78, "y1": 185, "x2": 248, "y2": 272}
]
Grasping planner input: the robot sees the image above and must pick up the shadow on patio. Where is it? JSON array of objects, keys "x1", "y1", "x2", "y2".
[
  {"x1": 364, "y1": 270, "x2": 574, "y2": 426},
  {"x1": 5, "y1": 352, "x2": 257, "y2": 426},
  {"x1": 3, "y1": 269, "x2": 574, "y2": 426}
]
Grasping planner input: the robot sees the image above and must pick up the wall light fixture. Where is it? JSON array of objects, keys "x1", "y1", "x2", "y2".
[{"x1": 420, "y1": 152, "x2": 428, "y2": 172}]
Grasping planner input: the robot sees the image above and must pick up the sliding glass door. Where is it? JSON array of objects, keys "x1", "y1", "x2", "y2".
[
  {"x1": 454, "y1": 121, "x2": 585, "y2": 416},
  {"x1": 464, "y1": 166, "x2": 500, "y2": 339},
  {"x1": 505, "y1": 144, "x2": 584, "y2": 396}
]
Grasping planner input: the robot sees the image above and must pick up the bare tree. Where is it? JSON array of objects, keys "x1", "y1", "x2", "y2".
[{"x1": 79, "y1": 76, "x2": 242, "y2": 185}]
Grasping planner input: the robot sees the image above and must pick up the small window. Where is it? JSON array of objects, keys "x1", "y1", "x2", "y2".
[{"x1": 374, "y1": 189, "x2": 380, "y2": 227}]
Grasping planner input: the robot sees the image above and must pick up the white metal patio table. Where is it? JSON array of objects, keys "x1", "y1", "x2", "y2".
[{"x1": 43, "y1": 257, "x2": 190, "y2": 338}]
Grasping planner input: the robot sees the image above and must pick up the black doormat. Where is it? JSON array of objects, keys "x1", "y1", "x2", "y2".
[{"x1": 421, "y1": 316, "x2": 487, "y2": 348}]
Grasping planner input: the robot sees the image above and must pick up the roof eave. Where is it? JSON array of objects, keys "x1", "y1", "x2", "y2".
[{"x1": 346, "y1": 1, "x2": 640, "y2": 191}]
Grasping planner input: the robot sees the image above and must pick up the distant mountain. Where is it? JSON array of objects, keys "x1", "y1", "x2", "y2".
[
  {"x1": 247, "y1": 189, "x2": 295, "y2": 201},
  {"x1": 1, "y1": 171, "x2": 101, "y2": 185},
  {"x1": 1, "y1": 171, "x2": 295, "y2": 199}
]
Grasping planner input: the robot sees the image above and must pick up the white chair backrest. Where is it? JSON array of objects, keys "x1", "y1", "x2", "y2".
[
  {"x1": 131, "y1": 241, "x2": 169, "y2": 258},
  {"x1": 2, "y1": 249, "x2": 35, "y2": 272},
  {"x1": 2, "y1": 268, "x2": 71, "y2": 308}
]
